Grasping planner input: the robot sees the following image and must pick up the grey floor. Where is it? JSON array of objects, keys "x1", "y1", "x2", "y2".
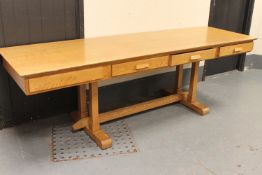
[{"x1": 1, "y1": 69, "x2": 262, "y2": 175}]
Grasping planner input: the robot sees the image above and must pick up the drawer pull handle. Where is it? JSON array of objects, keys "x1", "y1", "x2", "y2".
[
  {"x1": 135, "y1": 63, "x2": 150, "y2": 70},
  {"x1": 234, "y1": 47, "x2": 243, "y2": 53},
  {"x1": 190, "y1": 55, "x2": 202, "y2": 61}
]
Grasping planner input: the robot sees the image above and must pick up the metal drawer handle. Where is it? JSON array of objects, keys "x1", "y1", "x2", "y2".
[
  {"x1": 135, "y1": 63, "x2": 150, "y2": 70},
  {"x1": 190, "y1": 55, "x2": 202, "y2": 61},
  {"x1": 234, "y1": 47, "x2": 243, "y2": 53}
]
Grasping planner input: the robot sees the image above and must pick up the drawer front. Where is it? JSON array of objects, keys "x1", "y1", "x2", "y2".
[
  {"x1": 170, "y1": 48, "x2": 217, "y2": 66},
  {"x1": 28, "y1": 66, "x2": 111, "y2": 94},
  {"x1": 219, "y1": 42, "x2": 253, "y2": 57},
  {"x1": 112, "y1": 56, "x2": 169, "y2": 76}
]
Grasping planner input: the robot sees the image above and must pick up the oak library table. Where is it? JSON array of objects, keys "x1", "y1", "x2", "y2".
[{"x1": 0, "y1": 27, "x2": 256, "y2": 149}]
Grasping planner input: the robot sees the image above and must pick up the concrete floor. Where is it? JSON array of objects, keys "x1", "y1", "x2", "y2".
[{"x1": 1, "y1": 69, "x2": 262, "y2": 175}]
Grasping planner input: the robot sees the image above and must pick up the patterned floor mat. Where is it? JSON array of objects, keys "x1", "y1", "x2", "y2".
[{"x1": 51, "y1": 120, "x2": 139, "y2": 162}]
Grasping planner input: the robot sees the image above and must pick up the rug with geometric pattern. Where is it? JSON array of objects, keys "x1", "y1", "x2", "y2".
[{"x1": 51, "y1": 120, "x2": 139, "y2": 162}]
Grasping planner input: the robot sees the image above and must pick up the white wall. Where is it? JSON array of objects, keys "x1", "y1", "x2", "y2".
[
  {"x1": 84, "y1": 0, "x2": 210, "y2": 37},
  {"x1": 83, "y1": 0, "x2": 211, "y2": 86},
  {"x1": 250, "y1": 0, "x2": 262, "y2": 55}
]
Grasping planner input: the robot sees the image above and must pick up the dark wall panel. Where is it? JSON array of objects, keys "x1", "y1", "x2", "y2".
[
  {"x1": 0, "y1": 6, "x2": 4, "y2": 47},
  {"x1": 0, "y1": 59, "x2": 12, "y2": 121},
  {"x1": 0, "y1": 0, "x2": 83, "y2": 128},
  {"x1": 65, "y1": 0, "x2": 78, "y2": 39},
  {"x1": 13, "y1": 0, "x2": 31, "y2": 45},
  {"x1": 0, "y1": 0, "x2": 17, "y2": 46},
  {"x1": 9, "y1": 79, "x2": 36, "y2": 121},
  {"x1": 27, "y1": 0, "x2": 43, "y2": 43},
  {"x1": 41, "y1": 0, "x2": 66, "y2": 42},
  {"x1": 205, "y1": 0, "x2": 254, "y2": 75},
  {"x1": 0, "y1": 1, "x2": 11, "y2": 123}
]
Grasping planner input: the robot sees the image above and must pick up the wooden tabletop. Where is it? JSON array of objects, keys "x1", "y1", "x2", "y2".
[{"x1": 0, "y1": 27, "x2": 255, "y2": 77}]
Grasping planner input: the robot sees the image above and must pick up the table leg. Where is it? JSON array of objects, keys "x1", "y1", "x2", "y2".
[
  {"x1": 73, "y1": 83, "x2": 112, "y2": 149},
  {"x1": 180, "y1": 62, "x2": 210, "y2": 115},
  {"x1": 86, "y1": 82, "x2": 112, "y2": 149},
  {"x1": 70, "y1": 85, "x2": 87, "y2": 121},
  {"x1": 175, "y1": 65, "x2": 184, "y2": 94}
]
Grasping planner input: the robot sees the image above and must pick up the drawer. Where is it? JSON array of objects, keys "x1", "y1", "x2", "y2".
[
  {"x1": 170, "y1": 48, "x2": 217, "y2": 66},
  {"x1": 112, "y1": 56, "x2": 169, "y2": 76},
  {"x1": 219, "y1": 42, "x2": 253, "y2": 57},
  {"x1": 28, "y1": 66, "x2": 111, "y2": 94}
]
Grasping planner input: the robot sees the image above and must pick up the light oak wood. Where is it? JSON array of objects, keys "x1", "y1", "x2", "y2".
[
  {"x1": 100, "y1": 94, "x2": 182, "y2": 123},
  {"x1": 72, "y1": 83, "x2": 112, "y2": 149},
  {"x1": 136, "y1": 63, "x2": 150, "y2": 70},
  {"x1": 175, "y1": 65, "x2": 184, "y2": 94},
  {"x1": 78, "y1": 85, "x2": 87, "y2": 119},
  {"x1": 3, "y1": 60, "x2": 29, "y2": 95},
  {"x1": 188, "y1": 62, "x2": 200, "y2": 102},
  {"x1": 181, "y1": 92, "x2": 210, "y2": 115},
  {"x1": 84, "y1": 127, "x2": 112, "y2": 150},
  {"x1": 219, "y1": 42, "x2": 254, "y2": 57},
  {"x1": 173, "y1": 62, "x2": 209, "y2": 115},
  {"x1": 0, "y1": 27, "x2": 255, "y2": 95},
  {"x1": 72, "y1": 112, "x2": 88, "y2": 131},
  {"x1": 170, "y1": 48, "x2": 217, "y2": 66},
  {"x1": 87, "y1": 82, "x2": 112, "y2": 149},
  {"x1": 112, "y1": 56, "x2": 169, "y2": 76},
  {"x1": 72, "y1": 94, "x2": 183, "y2": 131},
  {"x1": 181, "y1": 100, "x2": 210, "y2": 115},
  {"x1": 0, "y1": 27, "x2": 255, "y2": 78},
  {"x1": 88, "y1": 82, "x2": 100, "y2": 131},
  {"x1": 0, "y1": 27, "x2": 256, "y2": 150},
  {"x1": 180, "y1": 63, "x2": 210, "y2": 115},
  {"x1": 27, "y1": 66, "x2": 110, "y2": 95}
]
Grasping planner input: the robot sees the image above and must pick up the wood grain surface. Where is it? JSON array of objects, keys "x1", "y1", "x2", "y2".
[{"x1": 0, "y1": 27, "x2": 256, "y2": 78}]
